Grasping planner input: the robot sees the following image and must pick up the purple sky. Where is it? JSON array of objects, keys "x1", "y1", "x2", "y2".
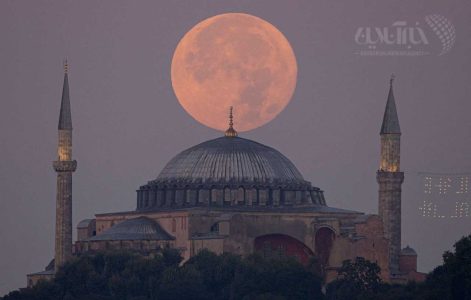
[{"x1": 1, "y1": 0, "x2": 470, "y2": 295}]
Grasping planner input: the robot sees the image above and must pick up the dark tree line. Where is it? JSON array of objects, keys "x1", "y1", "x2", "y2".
[
  {"x1": 325, "y1": 234, "x2": 471, "y2": 300},
  {"x1": 2, "y1": 249, "x2": 323, "y2": 300},
  {"x1": 3, "y1": 234, "x2": 470, "y2": 300}
]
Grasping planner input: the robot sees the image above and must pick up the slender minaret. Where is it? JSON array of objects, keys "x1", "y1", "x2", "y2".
[
  {"x1": 53, "y1": 60, "x2": 77, "y2": 271},
  {"x1": 377, "y1": 75, "x2": 404, "y2": 274}
]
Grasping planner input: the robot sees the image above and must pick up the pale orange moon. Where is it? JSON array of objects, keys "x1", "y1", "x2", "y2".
[{"x1": 171, "y1": 13, "x2": 297, "y2": 132}]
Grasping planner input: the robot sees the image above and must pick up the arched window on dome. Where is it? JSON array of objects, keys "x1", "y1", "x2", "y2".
[
  {"x1": 224, "y1": 187, "x2": 231, "y2": 205},
  {"x1": 272, "y1": 188, "x2": 281, "y2": 206},
  {"x1": 137, "y1": 190, "x2": 143, "y2": 209},
  {"x1": 245, "y1": 187, "x2": 257, "y2": 206},
  {"x1": 259, "y1": 188, "x2": 268, "y2": 206},
  {"x1": 165, "y1": 187, "x2": 176, "y2": 206},
  {"x1": 175, "y1": 188, "x2": 185, "y2": 206},
  {"x1": 237, "y1": 186, "x2": 245, "y2": 204},
  {"x1": 198, "y1": 187, "x2": 209, "y2": 205},
  {"x1": 149, "y1": 190, "x2": 156, "y2": 207},
  {"x1": 156, "y1": 189, "x2": 165, "y2": 207},
  {"x1": 211, "y1": 187, "x2": 223, "y2": 206},
  {"x1": 144, "y1": 190, "x2": 149, "y2": 207}
]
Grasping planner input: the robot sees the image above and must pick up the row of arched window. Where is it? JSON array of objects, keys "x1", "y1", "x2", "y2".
[{"x1": 136, "y1": 186, "x2": 326, "y2": 209}]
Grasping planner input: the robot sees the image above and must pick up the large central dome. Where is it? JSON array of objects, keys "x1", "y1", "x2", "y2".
[
  {"x1": 156, "y1": 136, "x2": 305, "y2": 186},
  {"x1": 136, "y1": 135, "x2": 326, "y2": 210}
]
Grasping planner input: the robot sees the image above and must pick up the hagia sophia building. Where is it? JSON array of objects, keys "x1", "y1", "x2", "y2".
[{"x1": 27, "y1": 63, "x2": 425, "y2": 287}]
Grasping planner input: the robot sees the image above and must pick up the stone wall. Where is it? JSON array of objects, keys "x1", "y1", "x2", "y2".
[
  {"x1": 26, "y1": 272, "x2": 54, "y2": 288},
  {"x1": 377, "y1": 171, "x2": 404, "y2": 273},
  {"x1": 399, "y1": 253, "x2": 417, "y2": 273},
  {"x1": 87, "y1": 208, "x2": 397, "y2": 283},
  {"x1": 77, "y1": 219, "x2": 96, "y2": 241},
  {"x1": 74, "y1": 239, "x2": 174, "y2": 255}
]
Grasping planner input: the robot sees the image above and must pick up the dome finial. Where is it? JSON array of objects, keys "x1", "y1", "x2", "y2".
[
  {"x1": 64, "y1": 58, "x2": 69, "y2": 74},
  {"x1": 229, "y1": 106, "x2": 234, "y2": 127},
  {"x1": 225, "y1": 106, "x2": 238, "y2": 137}
]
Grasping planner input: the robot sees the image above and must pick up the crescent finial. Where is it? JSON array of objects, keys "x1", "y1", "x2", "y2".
[{"x1": 225, "y1": 106, "x2": 238, "y2": 137}]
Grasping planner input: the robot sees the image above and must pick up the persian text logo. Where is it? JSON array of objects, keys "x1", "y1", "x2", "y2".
[{"x1": 354, "y1": 15, "x2": 455, "y2": 56}]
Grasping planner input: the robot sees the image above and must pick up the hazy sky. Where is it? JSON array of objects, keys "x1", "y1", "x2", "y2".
[{"x1": 1, "y1": 0, "x2": 470, "y2": 295}]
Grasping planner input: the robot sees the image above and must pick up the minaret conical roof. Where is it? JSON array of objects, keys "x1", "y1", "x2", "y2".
[
  {"x1": 58, "y1": 61, "x2": 72, "y2": 130},
  {"x1": 380, "y1": 76, "x2": 401, "y2": 134}
]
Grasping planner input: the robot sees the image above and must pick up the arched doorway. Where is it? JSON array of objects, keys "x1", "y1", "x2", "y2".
[
  {"x1": 254, "y1": 234, "x2": 314, "y2": 265},
  {"x1": 315, "y1": 227, "x2": 335, "y2": 268}
]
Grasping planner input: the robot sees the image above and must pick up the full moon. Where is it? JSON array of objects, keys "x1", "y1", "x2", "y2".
[{"x1": 171, "y1": 13, "x2": 297, "y2": 132}]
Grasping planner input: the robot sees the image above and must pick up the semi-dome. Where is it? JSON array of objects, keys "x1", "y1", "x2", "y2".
[
  {"x1": 89, "y1": 217, "x2": 174, "y2": 241},
  {"x1": 136, "y1": 135, "x2": 326, "y2": 210}
]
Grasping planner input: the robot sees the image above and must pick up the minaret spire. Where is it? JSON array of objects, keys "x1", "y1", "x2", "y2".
[
  {"x1": 377, "y1": 75, "x2": 404, "y2": 275},
  {"x1": 53, "y1": 60, "x2": 77, "y2": 271},
  {"x1": 58, "y1": 59, "x2": 72, "y2": 130},
  {"x1": 380, "y1": 74, "x2": 401, "y2": 134},
  {"x1": 224, "y1": 106, "x2": 238, "y2": 137}
]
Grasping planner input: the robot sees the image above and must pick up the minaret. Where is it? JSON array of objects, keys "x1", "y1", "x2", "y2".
[
  {"x1": 52, "y1": 60, "x2": 77, "y2": 271},
  {"x1": 377, "y1": 75, "x2": 404, "y2": 274}
]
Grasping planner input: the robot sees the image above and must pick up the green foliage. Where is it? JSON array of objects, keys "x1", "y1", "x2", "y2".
[
  {"x1": 232, "y1": 253, "x2": 323, "y2": 300},
  {"x1": 338, "y1": 257, "x2": 382, "y2": 292},
  {"x1": 159, "y1": 265, "x2": 207, "y2": 300},
  {"x1": 326, "y1": 257, "x2": 382, "y2": 300},
  {"x1": 306, "y1": 256, "x2": 324, "y2": 279},
  {"x1": 2, "y1": 249, "x2": 323, "y2": 300},
  {"x1": 442, "y1": 234, "x2": 471, "y2": 300},
  {"x1": 417, "y1": 234, "x2": 471, "y2": 300},
  {"x1": 4, "y1": 235, "x2": 470, "y2": 300},
  {"x1": 184, "y1": 250, "x2": 240, "y2": 299},
  {"x1": 325, "y1": 234, "x2": 471, "y2": 300}
]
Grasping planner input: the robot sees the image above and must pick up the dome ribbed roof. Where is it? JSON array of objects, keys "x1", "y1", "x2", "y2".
[{"x1": 154, "y1": 136, "x2": 307, "y2": 187}]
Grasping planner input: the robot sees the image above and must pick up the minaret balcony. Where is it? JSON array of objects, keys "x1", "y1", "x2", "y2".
[{"x1": 53, "y1": 160, "x2": 77, "y2": 172}]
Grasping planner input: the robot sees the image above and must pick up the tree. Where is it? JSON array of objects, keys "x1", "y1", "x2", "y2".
[
  {"x1": 324, "y1": 235, "x2": 471, "y2": 300},
  {"x1": 184, "y1": 250, "x2": 240, "y2": 299},
  {"x1": 232, "y1": 254, "x2": 324, "y2": 300},
  {"x1": 1, "y1": 249, "x2": 324, "y2": 300},
  {"x1": 326, "y1": 257, "x2": 382, "y2": 300},
  {"x1": 419, "y1": 234, "x2": 471, "y2": 300},
  {"x1": 159, "y1": 265, "x2": 207, "y2": 300}
]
